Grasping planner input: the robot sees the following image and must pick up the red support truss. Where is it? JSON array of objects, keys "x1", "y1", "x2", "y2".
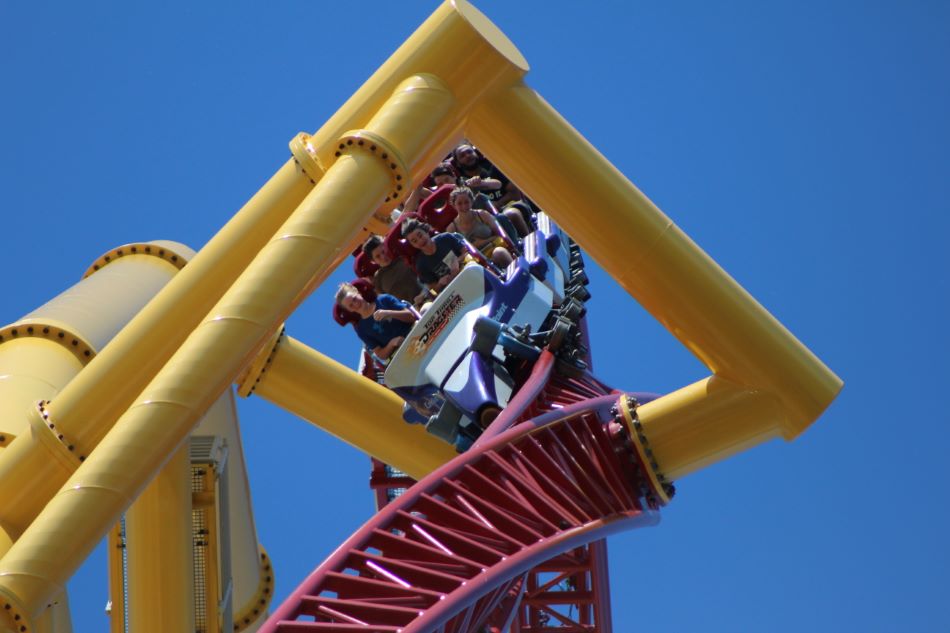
[
  {"x1": 477, "y1": 352, "x2": 621, "y2": 632},
  {"x1": 371, "y1": 348, "x2": 625, "y2": 631},
  {"x1": 508, "y1": 541, "x2": 612, "y2": 632},
  {"x1": 263, "y1": 352, "x2": 663, "y2": 632}
]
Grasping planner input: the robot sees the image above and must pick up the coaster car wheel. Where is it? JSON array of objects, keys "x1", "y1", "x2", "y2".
[
  {"x1": 560, "y1": 297, "x2": 586, "y2": 322},
  {"x1": 547, "y1": 316, "x2": 573, "y2": 352}
]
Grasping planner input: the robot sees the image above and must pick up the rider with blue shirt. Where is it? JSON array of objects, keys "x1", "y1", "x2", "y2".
[{"x1": 335, "y1": 282, "x2": 417, "y2": 360}]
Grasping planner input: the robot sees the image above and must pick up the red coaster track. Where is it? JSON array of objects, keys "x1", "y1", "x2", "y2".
[{"x1": 263, "y1": 351, "x2": 665, "y2": 632}]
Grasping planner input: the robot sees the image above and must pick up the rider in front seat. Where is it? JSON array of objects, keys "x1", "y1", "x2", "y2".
[{"x1": 335, "y1": 282, "x2": 418, "y2": 361}]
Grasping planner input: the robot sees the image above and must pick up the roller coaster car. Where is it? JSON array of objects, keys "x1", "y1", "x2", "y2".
[{"x1": 384, "y1": 213, "x2": 586, "y2": 447}]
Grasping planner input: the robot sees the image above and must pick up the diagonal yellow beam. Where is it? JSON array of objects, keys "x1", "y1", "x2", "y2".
[
  {"x1": 0, "y1": 60, "x2": 490, "y2": 628},
  {"x1": 468, "y1": 82, "x2": 841, "y2": 475},
  {"x1": 0, "y1": 1, "x2": 529, "y2": 604},
  {"x1": 0, "y1": 1, "x2": 842, "y2": 628},
  {"x1": 238, "y1": 334, "x2": 456, "y2": 479}
]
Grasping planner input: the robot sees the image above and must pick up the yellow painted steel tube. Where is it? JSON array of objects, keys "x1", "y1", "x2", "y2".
[
  {"x1": 0, "y1": 245, "x2": 191, "y2": 545},
  {"x1": 468, "y1": 84, "x2": 842, "y2": 440},
  {"x1": 632, "y1": 376, "x2": 786, "y2": 480},
  {"x1": 30, "y1": 593, "x2": 71, "y2": 633},
  {"x1": 125, "y1": 446, "x2": 194, "y2": 632},
  {"x1": 248, "y1": 336, "x2": 456, "y2": 480},
  {"x1": 0, "y1": 339, "x2": 82, "y2": 446},
  {"x1": 300, "y1": 0, "x2": 528, "y2": 184},
  {"x1": 0, "y1": 74, "x2": 456, "y2": 628},
  {"x1": 0, "y1": 1, "x2": 531, "y2": 551},
  {"x1": 0, "y1": 243, "x2": 191, "y2": 438},
  {"x1": 0, "y1": 163, "x2": 311, "y2": 562},
  {"x1": 46, "y1": 165, "x2": 312, "y2": 452}
]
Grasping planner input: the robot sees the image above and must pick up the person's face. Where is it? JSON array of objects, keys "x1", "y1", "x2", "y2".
[
  {"x1": 406, "y1": 229, "x2": 431, "y2": 250},
  {"x1": 455, "y1": 145, "x2": 478, "y2": 167},
  {"x1": 341, "y1": 292, "x2": 366, "y2": 313},
  {"x1": 453, "y1": 194, "x2": 473, "y2": 214},
  {"x1": 370, "y1": 244, "x2": 392, "y2": 267},
  {"x1": 433, "y1": 173, "x2": 455, "y2": 186}
]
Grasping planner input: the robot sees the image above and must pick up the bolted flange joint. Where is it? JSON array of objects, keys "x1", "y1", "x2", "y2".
[
  {"x1": 82, "y1": 242, "x2": 190, "y2": 279},
  {"x1": 0, "y1": 323, "x2": 96, "y2": 366},
  {"x1": 232, "y1": 546, "x2": 275, "y2": 631},
  {"x1": 289, "y1": 133, "x2": 326, "y2": 186},
  {"x1": 236, "y1": 327, "x2": 285, "y2": 398},
  {"x1": 0, "y1": 587, "x2": 33, "y2": 633},
  {"x1": 33, "y1": 400, "x2": 88, "y2": 466},
  {"x1": 333, "y1": 129, "x2": 410, "y2": 206},
  {"x1": 617, "y1": 394, "x2": 675, "y2": 506}
]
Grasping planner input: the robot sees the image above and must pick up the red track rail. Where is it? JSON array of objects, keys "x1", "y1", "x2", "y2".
[
  {"x1": 290, "y1": 233, "x2": 656, "y2": 633},
  {"x1": 369, "y1": 352, "x2": 628, "y2": 631},
  {"x1": 263, "y1": 354, "x2": 661, "y2": 631}
]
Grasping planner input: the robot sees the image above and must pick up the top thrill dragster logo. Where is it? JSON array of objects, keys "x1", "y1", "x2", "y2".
[{"x1": 408, "y1": 293, "x2": 465, "y2": 357}]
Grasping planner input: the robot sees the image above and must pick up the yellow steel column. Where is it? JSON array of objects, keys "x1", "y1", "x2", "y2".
[
  {"x1": 125, "y1": 446, "x2": 194, "y2": 633},
  {"x1": 0, "y1": 341, "x2": 82, "y2": 451},
  {"x1": 0, "y1": 243, "x2": 192, "y2": 545},
  {"x1": 30, "y1": 593, "x2": 71, "y2": 633},
  {"x1": 625, "y1": 377, "x2": 787, "y2": 481},
  {"x1": 238, "y1": 334, "x2": 456, "y2": 480},
  {"x1": 0, "y1": 162, "x2": 311, "y2": 550},
  {"x1": 298, "y1": 0, "x2": 529, "y2": 189},
  {"x1": 27, "y1": 164, "x2": 311, "y2": 454},
  {"x1": 467, "y1": 84, "x2": 841, "y2": 462},
  {"x1": 0, "y1": 72, "x2": 459, "y2": 630},
  {"x1": 0, "y1": 0, "x2": 530, "y2": 570}
]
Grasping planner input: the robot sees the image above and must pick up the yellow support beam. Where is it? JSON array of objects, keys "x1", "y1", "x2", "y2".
[
  {"x1": 0, "y1": 2, "x2": 842, "y2": 628},
  {"x1": 34, "y1": 164, "x2": 311, "y2": 456},
  {"x1": 467, "y1": 82, "x2": 842, "y2": 475},
  {"x1": 623, "y1": 377, "x2": 787, "y2": 481},
  {"x1": 0, "y1": 243, "x2": 191, "y2": 545},
  {"x1": 0, "y1": 2, "x2": 531, "y2": 583},
  {"x1": 0, "y1": 68, "x2": 466, "y2": 629},
  {"x1": 125, "y1": 446, "x2": 195, "y2": 632},
  {"x1": 240, "y1": 334, "x2": 456, "y2": 480},
  {"x1": 29, "y1": 593, "x2": 71, "y2": 633},
  {"x1": 297, "y1": 0, "x2": 528, "y2": 185}
]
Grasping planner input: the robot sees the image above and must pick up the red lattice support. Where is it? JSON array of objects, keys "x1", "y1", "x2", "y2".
[
  {"x1": 475, "y1": 352, "x2": 620, "y2": 632},
  {"x1": 263, "y1": 392, "x2": 660, "y2": 632},
  {"x1": 369, "y1": 458, "x2": 415, "y2": 511},
  {"x1": 507, "y1": 541, "x2": 612, "y2": 632}
]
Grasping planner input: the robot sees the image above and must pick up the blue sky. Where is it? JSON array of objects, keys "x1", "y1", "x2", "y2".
[{"x1": 2, "y1": 1, "x2": 948, "y2": 631}]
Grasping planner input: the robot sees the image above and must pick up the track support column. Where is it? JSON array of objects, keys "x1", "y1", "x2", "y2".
[{"x1": 125, "y1": 446, "x2": 195, "y2": 632}]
